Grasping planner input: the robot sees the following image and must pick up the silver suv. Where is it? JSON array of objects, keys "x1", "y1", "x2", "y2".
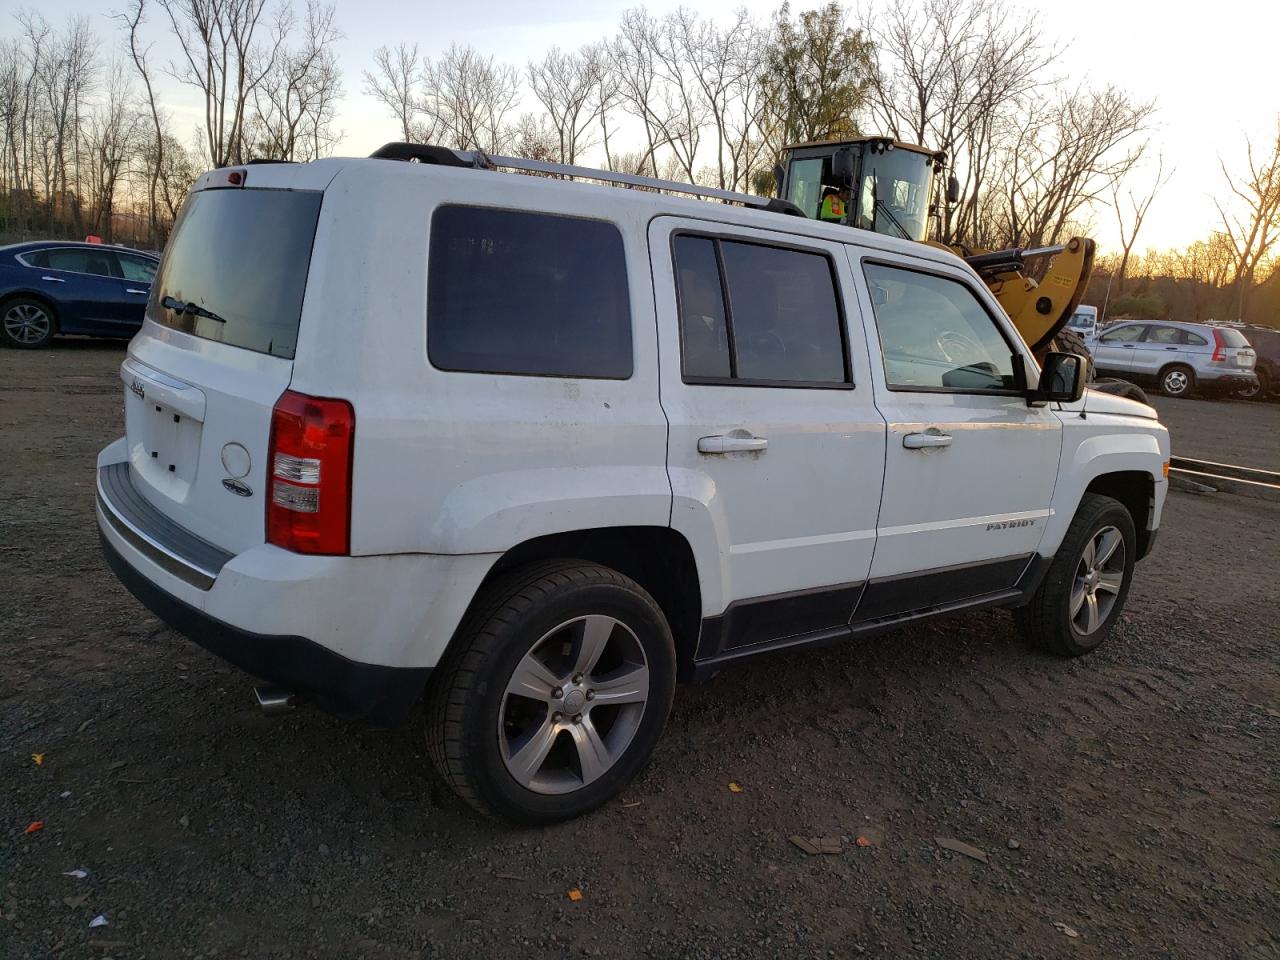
[{"x1": 1089, "y1": 320, "x2": 1257, "y2": 397}]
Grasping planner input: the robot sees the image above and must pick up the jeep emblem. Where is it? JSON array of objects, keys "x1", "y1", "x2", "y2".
[{"x1": 221, "y1": 477, "x2": 253, "y2": 497}]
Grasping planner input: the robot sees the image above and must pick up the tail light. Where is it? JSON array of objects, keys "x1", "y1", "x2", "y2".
[
  {"x1": 267, "y1": 390, "x2": 354, "y2": 555},
  {"x1": 1211, "y1": 328, "x2": 1226, "y2": 362}
]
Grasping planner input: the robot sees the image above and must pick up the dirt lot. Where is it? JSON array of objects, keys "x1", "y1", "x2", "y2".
[{"x1": 3, "y1": 343, "x2": 1278, "y2": 960}]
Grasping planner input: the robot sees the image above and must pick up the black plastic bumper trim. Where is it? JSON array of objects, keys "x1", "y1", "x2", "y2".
[
  {"x1": 97, "y1": 462, "x2": 232, "y2": 590},
  {"x1": 100, "y1": 531, "x2": 429, "y2": 725}
]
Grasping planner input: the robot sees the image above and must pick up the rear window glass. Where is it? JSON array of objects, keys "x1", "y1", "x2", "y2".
[
  {"x1": 427, "y1": 206, "x2": 632, "y2": 379},
  {"x1": 149, "y1": 188, "x2": 322, "y2": 359},
  {"x1": 1213, "y1": 327, "x2": 1249, "y2": 347}
]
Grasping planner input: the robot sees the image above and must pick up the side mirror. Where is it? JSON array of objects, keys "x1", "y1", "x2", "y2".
[
  {"x1": 1028, "y1": 352, "x2": 1088, "y2": 406},
  {"x1": 946, "y1": 175, "x2": 960, "y2": 205},
  {"x1": 772, "y1": 163, "x2": 785, "y2": 199},
  {"x1": 832, "y1": 147, "x2": 856, "y2": 188}
]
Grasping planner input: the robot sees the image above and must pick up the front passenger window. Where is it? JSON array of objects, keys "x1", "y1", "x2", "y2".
[{"x1": 863, "y1": 263, "x2": 1016, "y2": 392}]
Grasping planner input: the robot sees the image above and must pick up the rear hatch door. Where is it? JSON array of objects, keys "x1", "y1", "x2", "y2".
[{"x1": 120, "y1": 178, "x2": 326, "y2": 555}]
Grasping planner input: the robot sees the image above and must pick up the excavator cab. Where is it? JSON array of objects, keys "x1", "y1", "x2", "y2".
[
  {"x1": 776, "y1": 136, "x2": 1092, "y2": 354},
  {"x1": 778, "y1": 137, "x2": 949, "y2": 243}
]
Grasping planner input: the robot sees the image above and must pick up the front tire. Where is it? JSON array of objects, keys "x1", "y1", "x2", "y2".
[
  {"x1": 1, "y1": 297, "x2": 56, "y2": 348},
  {"x1": 1015, "y1": 494, "x2": 1136, "y2": 657},
  {"x1": 425, "y1": 560, "x2": 676, "y2": 824},
  {"x1": 1159, "y1": 364, "x2": 1194, "y2": 397}
]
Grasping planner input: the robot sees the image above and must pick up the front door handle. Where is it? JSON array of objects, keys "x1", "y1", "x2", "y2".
[
  {"x1": 1164, "y1": 346, "x2": 1178, "y2": 350},
  {"x1": 125, "y1": 288, "x2": 148, "y2": 295},
  {"x1": 40, "y1": 275, "x2": 65, "y2": 283},
  {"x1": 903, "y1": 432, "x2": 952, "y2": 449},
  {"x1": 698, "y1": 434, "x2": 768, "y2": 454}
]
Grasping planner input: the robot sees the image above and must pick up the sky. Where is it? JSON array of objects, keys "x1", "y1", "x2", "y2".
[{"x1": 13, "y1": 0, "x2": 1279, "y2": 253}]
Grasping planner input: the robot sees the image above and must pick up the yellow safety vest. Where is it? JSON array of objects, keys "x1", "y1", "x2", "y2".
[{"x1": 820, "y1": 194, "x2": 846, "y2": 221}]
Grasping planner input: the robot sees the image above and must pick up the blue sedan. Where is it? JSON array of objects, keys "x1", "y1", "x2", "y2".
[{"x1": 0, "y1": 241, "x2": 160, "y2": 348}]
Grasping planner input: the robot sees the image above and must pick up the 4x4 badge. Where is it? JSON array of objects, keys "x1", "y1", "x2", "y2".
[{"x1": 130, "y1": 379, "x2": 145, "y2": 400}]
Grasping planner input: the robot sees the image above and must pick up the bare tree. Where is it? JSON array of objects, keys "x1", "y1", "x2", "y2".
[
  {"x1": 997, "y1": 86, "x2": 1153, "y2": 247},
  {"x1": 422, "y1": 43, "x2": 519, "y2": 153},
  {"x1": 866, "y1": 0, "x2": 1054, "y2": 245},
  {"x1": 1217, "y1": 122, "x2": 1280, "y2": 318},
  {"x1": 527, "y1": 44, "x2": 601, "y2": 165},
  {"x1": 1111, "y1": 154, "x2": 1171, "y2": 292},
  {"x1": 114, "y1": 0, "x2": 167, "y2": 246},
  {"x1": 363, "y1": 42, "x2": 439, "y2": 142},
  {"x1": 159, "y1": 0, "x2": 284, "y2": 167},
  {"x1": 610, "y1": 9, "x2": 677, "y2": 176},
  {"x1": 35, "y1": 15, "x2": 98, "y2": 232},
  {"x1": 249, "y1": 1, "x2": 342, "y2": 161},
  {"x1": 81, "y1": 62, "x2": 143, "y2": 242}
]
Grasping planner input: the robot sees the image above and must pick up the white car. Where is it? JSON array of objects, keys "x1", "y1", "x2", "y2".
[{"x1": 97, "y1": 146, "x2": 1170, "y2": 823}]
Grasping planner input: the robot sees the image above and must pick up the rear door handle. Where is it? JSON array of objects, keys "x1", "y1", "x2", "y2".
[
  {"x1": 125, "y1": 288, "x2": 148, "y2": 295},
  {"x1": 698, "y1": 434, "x2": 768, "y2": 454},
  {"x1": 1164, "y1": 346, "x2": 1178, "y2": 350},
  {"x1": 903, "y1": 432, "x2": 952, "y2": 449},
  {"x1": 40, "y1": 275, "x2": 64, "y2": 283}
]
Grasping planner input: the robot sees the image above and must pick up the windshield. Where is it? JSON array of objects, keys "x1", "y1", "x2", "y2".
[
  {"x1": 149, "y1": 188, "x2": 322, "y2": 359},
  {"x1": 855, "y1": 149, "x2": 932, "y2": 242}
]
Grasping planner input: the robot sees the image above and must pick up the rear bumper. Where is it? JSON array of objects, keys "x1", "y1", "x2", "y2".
[
  {"x1": 1200, "y1": 372, "x2": 1257, "y2": 387},
  {"x1": 100, "y1": 530, "x2": 428, "y2": 724},
  {"x1": 95, "y1": 441, "x2": 498, "y2": 724}
]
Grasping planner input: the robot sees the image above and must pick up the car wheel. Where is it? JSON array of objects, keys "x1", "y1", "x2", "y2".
[
  {"x1": 1015, "y1": 493, "x2": 1136, "y2": 658},
  {"x1": 425, "y1": 560, "x2": 676, "y2": 824},
  {"x1": 1158, "y1": 364, "x2": 1194, "y2": 397},
  {"x1": 1237, "y1": 369, "x2": 1268, "y2": 400},
  {"x1": 1, "y1": 297, "x2": 56, "y2": 348}
]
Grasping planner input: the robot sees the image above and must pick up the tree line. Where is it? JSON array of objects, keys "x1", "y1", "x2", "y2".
[
  {"x1": 0, "y1": 0, "x2": 1276, "y2": 323},
  {"x1": 0, "y1": 0, "x2": 341, "y2": 247}
]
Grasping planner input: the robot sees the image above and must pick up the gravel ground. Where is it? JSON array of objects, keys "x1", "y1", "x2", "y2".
[
  {"x1": 1148, "y1": 395, "x2": 1280, "y2": 472},
  {"x1": 3, "y1": 342, "x2": 1278, "y2": 960}
]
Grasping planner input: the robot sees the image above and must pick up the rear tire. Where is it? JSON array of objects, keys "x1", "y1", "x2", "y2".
[
  {"x1": 1015, "y1": 493, "x2": 1136, "y2": 657},
  {"x1": 425, "y1": 560, "x2": 676, "y2": 824},
  {"x1": 1, "y1": 297, "x2": 56, "y2": 348},
  {"x1": 1238, "y1": 368, "x2": 1268, "y2": 400},
  {"x1": 1158, "y1": 364, "x2": 1194, "y2": 397}
]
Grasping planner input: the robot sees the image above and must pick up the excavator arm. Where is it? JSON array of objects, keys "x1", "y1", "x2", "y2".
[{"x1": 962, "y1": 237, "x2": 1096, "y2": 353}]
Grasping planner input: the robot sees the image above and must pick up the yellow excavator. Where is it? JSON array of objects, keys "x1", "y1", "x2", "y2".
[{"x1": 774, "y1": 136, "x2": 1095, "y2": 358}]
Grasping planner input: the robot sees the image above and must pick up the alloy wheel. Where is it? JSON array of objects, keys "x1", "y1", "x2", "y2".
[
  {"x1": 1162, "y1": 369, "x2": 1189, "y2": 395},
  {"x1": 3, "y1": 303, "x2": 51, "y2": 345},
  {"x1": 1070, "y1": 525, "x2": 1125, "y2": 635},
  {"x1": 498, "y1": 614, "x2": 650, "y2": 795}
]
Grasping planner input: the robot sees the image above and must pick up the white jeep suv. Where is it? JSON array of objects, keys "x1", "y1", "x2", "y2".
[{"x1": 97, "y1": 146, "x2": 1170, "y2": 823}]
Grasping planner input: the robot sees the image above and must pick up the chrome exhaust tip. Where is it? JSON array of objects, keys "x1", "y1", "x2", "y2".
[{"x1": 254, "y1": 685, "x2": 296, "y2": 715}]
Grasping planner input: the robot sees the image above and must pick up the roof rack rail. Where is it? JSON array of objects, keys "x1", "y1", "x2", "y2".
[{"x1": 368, "y1": 142, "x2": 805, "y2": 217}]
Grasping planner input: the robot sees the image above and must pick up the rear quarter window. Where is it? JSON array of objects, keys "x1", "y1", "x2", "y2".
[
  {"x1": 1213, "y1": 327, "x2": 1250, "y2": 348},
  {"x1": 427, "y1": 206, "x2": 632, "y2": 379}
]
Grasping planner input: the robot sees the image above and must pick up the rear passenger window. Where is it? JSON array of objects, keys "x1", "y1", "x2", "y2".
[
  {"x1": 1144, "y1": 326, "x2": 1181, "y2": 344},
  {"x1": 673, "y1": 235, "x2": 849, "y2": 386},
  {"x1": 428, "y1": 206, "x2": 632, "y2": 379}
]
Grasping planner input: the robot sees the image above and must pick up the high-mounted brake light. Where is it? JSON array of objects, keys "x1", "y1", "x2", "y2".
[
  {"x1": 1210, "y1": 328, "x2": 1227, "y2": 362},
  {"x1": 266, "y1": 390, "x2": 354, "y2": 555}
]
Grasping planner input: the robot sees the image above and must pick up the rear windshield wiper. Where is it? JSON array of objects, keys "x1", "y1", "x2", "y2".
[{"x1": 161, "y1": 295, "x2": 226, "y2": 324}]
